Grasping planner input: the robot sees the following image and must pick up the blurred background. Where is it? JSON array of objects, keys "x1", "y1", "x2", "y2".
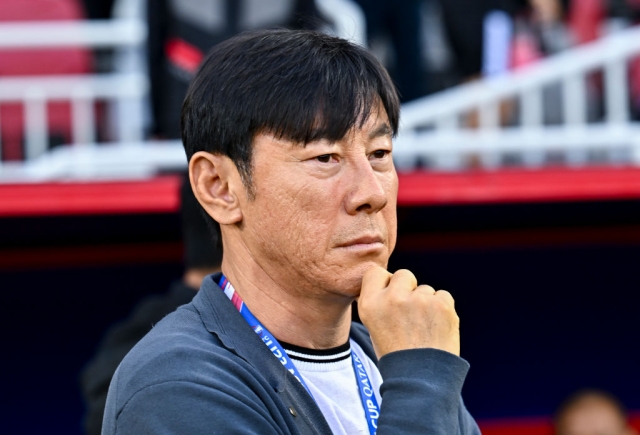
[{"x1": 0, "y1": 0, "x2": 639, "y2": 434}]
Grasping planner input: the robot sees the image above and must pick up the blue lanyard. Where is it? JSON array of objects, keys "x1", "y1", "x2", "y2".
[
  {"x1": 352, "y1": 352, "x2": 380, "y2": 434},
  {"x1": 217, "y1": 274, "x2": 380, "y2": 434}
]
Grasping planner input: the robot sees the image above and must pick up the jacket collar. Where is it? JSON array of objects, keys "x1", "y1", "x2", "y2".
[
  {"x1": 191, "y1": 273, "x2": 333, "y2": 434},
  {"x1": 192, "y1": 273, "x2": 289, "y2": 389},
  {"x1": 193, "y1": 272, "x2": 377, "y2": 363}
]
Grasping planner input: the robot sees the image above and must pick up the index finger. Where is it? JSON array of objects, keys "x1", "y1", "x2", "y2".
[
  {"x1": 388, "y1": 269, "x2": 418, "y2": 294},
  {"x1": 361, "y1": 265, "x2": 393, "y2": 295}
]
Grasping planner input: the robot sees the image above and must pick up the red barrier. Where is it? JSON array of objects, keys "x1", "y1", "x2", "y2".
[
  {"x1": 0, "y1": 176, "x2": 181, "y2": 217},
  {"x1": 478, "y1": 413, "x2": 640, "y2": 435},
  {"x1": 2, "y1": 167, "x2": 640, "y2": 217},
  {"x1": 397, "y1": 167, "x2": 640, "y2": 206},
  {"x1": 478, "y1": 417, "x2": 553, "y2": 435}
]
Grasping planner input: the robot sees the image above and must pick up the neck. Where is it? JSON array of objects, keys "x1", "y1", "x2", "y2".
[{"x1": 220, "y1": 240, "x2": 353, "y2": 350}]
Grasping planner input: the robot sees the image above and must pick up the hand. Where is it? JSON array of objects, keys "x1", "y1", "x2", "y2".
[{"x1": 358, "y1": 266, "x2": 460, "y2": 359}]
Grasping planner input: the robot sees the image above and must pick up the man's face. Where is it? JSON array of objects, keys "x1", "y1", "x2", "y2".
[
  {"x1": 237, "y1": 107, "x2": 398, "y2": 298},
  {"x1": 556, "y1": 400, "x2": 634, "y2": 435}
]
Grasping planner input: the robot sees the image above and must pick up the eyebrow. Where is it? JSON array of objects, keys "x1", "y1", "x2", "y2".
[
  {"x1": 301, "y1": 122, "x2": 392, "y2": 147},
  {"x1": 369, "y1": 123, "x2": 392, "y2": 140}
]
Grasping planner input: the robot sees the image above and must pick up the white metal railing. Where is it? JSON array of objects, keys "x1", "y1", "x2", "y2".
[
  {"x1": 0, "y1": 140, "x2": 186, "y2": 183},
  {"x1": 0, "y1": 6, "x2": 367, "y2": 181},
  {"x1": 394, "y1": 25, "x2": 640, "y2": 170},
  {"x1": 0, "y1": 19, "x2": 145, "y2": 49},
  {"x1": 4, "y1": 17, "x2": 640, "y2": 181},
  {"x1": 0, "y1": 19, "x2": 148, "y2": 161}
]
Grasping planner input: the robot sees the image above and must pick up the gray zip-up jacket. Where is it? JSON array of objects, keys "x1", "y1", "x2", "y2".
[{"x1": 102, "y1": 274, "x2": 481, "y2": 435}]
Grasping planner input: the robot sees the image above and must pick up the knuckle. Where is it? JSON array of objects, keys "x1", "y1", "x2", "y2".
[
  {"x1": 431, "y1": 296, "x2": 458, "y2": 318},
  {"x1": 394, "y1": 268, "x2": 413, "y2": 277},
  {"x1": 414, "y1": 285, "x2": 437, "y2": 301},
  {"x1": 436, "y1": 289, "x2": 455, "y2": 305},
  {"x1": 393, "y1": 269, "x2": 417, "y2": 284},
  {"x1": 417, "y1": 284, "x2": 436, "y2": 294},
  {"x1": 388, "y1": 289, "x2": 408, "y2": 307}
]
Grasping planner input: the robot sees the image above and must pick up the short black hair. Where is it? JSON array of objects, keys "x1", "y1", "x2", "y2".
[{"x1": 181, "y1": 28, "x2": 400, "y2": 186}]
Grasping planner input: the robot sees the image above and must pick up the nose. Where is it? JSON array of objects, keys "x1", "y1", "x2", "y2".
[{"x1": 344, "y1": 158, "x2": 389, "y2": 215}]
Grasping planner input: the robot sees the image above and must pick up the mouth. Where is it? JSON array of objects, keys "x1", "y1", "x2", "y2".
[{"x1": 336, "y1": 235, "x2": 385, "y2": 252}]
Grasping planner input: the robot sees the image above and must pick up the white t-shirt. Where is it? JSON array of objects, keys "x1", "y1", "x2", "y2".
[{"x1": 281, "y1": 339, "x2": 383, "y2": 435}]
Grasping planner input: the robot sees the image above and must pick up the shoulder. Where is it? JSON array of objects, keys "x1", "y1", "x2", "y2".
[
  {"x1": 106, "y1": 303, "x2": 265, "y2": 414},
  {"x1": 101, "y1": 299, "x2": 306, "y2": 435}
]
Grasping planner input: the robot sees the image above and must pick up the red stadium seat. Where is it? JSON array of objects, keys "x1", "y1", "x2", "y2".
[
  {"x1": 566, "y1": 0, "x2": 606, "y2": 45},
  {"x1": 0, "y1": 0, "x2": 91, "y2": 161}
]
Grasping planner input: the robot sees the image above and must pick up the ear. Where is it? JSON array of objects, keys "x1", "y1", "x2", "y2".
[{"x1": 189, "y1": 151, "x2": 244, "y2": 225}]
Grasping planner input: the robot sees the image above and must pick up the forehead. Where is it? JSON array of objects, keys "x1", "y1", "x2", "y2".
[
  {"x1": 301, "y1": 101, "x2": 392, "y2": 146},
  {"x1": 255, "y1": 93, "x2": 394, "y2": 148}
]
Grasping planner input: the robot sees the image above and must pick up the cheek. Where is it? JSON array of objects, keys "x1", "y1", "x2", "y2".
[
  {"x1": 383, "y1": 171, "x2": 399, "y2": 247},
  {"x1": 288, "y1": 185, "x2": 339, "y2": 249},
  {"x1": 250, "y1": 182, "x2": 336, "y2": 257},
  {"x1": 385, "y1": 207, "x2": 397, "y2": 251}
]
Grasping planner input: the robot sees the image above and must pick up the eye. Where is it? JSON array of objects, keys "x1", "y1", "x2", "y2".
[
  {"x1": 315, "y1": 154, "x2": 333, "y2": 163},
  {"x1": 371, "y1": 149, "x2": 389, "y2": 159}
]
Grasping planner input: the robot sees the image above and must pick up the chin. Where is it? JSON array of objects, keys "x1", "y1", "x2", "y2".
[
  {"x1": 341, "y1": 275, "x2": 365, "y2": 294},
  {"x1": 331, "y1": 258, "x2": 387, "y2": 296}
]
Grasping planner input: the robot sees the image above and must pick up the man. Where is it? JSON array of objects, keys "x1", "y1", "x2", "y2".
[
  {"x1": 102, "y1": 29, "x2": 480, "y2": 434},
  {"x1": 555, "y1": 390, "x2": 638, "y2": 435}
]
